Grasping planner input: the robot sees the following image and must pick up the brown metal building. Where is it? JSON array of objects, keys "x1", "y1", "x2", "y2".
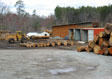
[{"x1": 52, "y1": 22, "x2": 99, "y2": 38}]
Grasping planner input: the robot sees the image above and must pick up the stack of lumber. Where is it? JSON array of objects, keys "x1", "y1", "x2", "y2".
[
  {"x1": 20, "y1": 40, "x2": 74, "y2": 48},
  {"x1": 77, "y1": 23, "x2": 112, "y2": 55}
]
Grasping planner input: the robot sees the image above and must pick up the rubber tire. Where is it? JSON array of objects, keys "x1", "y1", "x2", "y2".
[
  {"x1": 8, "y1": 38, "x2": 15, "y2": 44},
  {"x1": 21, "y1": 37, "x2": 27, "y2": 43}
]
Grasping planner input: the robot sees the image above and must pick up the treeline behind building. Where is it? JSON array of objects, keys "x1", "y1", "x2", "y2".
[{"x1": 55, "y1": 5, "x2": 112, "y2": 26}]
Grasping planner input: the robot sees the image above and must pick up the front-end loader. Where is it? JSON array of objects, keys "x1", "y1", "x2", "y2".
[{"x1": 5, "y1": 31, "x2": 27, "y2": 43}]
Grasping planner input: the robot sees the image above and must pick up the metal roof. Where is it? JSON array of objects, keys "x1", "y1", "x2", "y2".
[
  {"x1": 52, "y1": 21, "x2": 98, "y2": 27},
  {"x1": 75, "y1": 28, "x2": 104, "y2": 30}
]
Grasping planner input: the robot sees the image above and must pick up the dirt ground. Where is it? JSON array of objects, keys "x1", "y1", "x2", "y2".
[{"x1": 0, "y1": 48, "x2": 112, "y2": 79}]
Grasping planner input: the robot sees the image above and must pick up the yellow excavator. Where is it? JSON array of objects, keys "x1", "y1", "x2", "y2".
[{"x1": 5, "y1": 31, "x2": 27, "y2": 43}]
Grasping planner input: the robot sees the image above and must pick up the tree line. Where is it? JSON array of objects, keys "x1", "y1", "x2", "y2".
[
  {"x1": 55, "y1": 5, "x2": 112, "y2": 26},
  {"x1": 0, "y1": 0, "x2": 112, "y2": 32},
  {"x1": 0, "y1": 0, "x2": 55, "y2": 32}
]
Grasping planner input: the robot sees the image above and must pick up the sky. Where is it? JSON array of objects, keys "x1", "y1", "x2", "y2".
[{"x1": 2, "y1": 0, "x2": 112, "y2": 16}]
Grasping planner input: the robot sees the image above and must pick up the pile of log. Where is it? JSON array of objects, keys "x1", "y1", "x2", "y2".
[
  {"x1": 77, "y1": 23, "x2": 112, "y2": 55},
  {"x1": 20, "y1": 40, "x2": 74, "y2": 48}
]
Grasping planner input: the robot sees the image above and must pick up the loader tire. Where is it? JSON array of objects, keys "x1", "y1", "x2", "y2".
[
  {"x1": 8, "y1": 38, "x2": 15, "y2": 44},
  {"x1": 21, "y1": 37, "x2": 27, "y2": 43}
]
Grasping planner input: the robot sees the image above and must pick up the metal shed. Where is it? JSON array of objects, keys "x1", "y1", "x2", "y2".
[{"x1": 69, "y1": 28, "x2": 104, "y2": 42}]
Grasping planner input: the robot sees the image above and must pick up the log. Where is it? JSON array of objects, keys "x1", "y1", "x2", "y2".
[
  {"x1": 67, "y1": 40, "x2": 74, "y2": 46},
  {"x1": 37, "y1": 43, "x2": 40, "y2": 47},
  {"x1": 40, "y1": 43, "x2": 44, "y2": 47},
  {"x1": 61, "y1": 40, "x2": 68, "y2": 46},
  {"x1": 104, "y1": 23, "x2": 112, "y2": 34},
  {"x1": 108, "y1": 47, "x2": 112, "y2": 55},
  {"x1": 32, "y1": 43, "x2": 37, "y2": 47},
  {"x1": 50, "y1": 41, "x2": 55, "y2": 47},
  {"x1": 109, "y1": 37, "x2": 112, "y2": 46},
  {"x1": 46, "y1": 42, "x2": 50, "y2": 46},
  {"x1": 77, "y1": 46, "x2": 87, "y2": 52},
  {"x1": 43, "y1": 43, "x2": 47, "y2": 47},
  {"x1": 93, "y1": 35, "x2": 99, "y2": 44},
  {"x1": 110, "y1": 32, "x2": 112, "y2": 37},
  {"x1": 54, "y1": 40, "x2": 61, "y2": 46},
  {"x1": 99, "y1": 47, "x2": 108, "y2": 55},
  {"x1": 93, "y1": 45, "x2": 101, "y2": 54},
  {"x1": 98, "y1": 32, "x2": 106, "y2": 38},
  {"x1": 103, "y1": 48, "x2": 108, "y2": 55},
  {"x1": 26, "y1": 43, "x2": 32, "y2": 48},
  {"x1": 85, "y1": 47, "x2": 93, "y2": 52},
  {"x1": 88, "y1": 41, "x2": 94, "y2": 48},
  {"x1": 104, "y1": 28, "x2": 110, "y2": 35},
  {"x1": 102, "y1": 41, "x2": 109, "y2": 47},
  {"x1": 98, "y1": 38, "x2": 104, "y2": 46},
  {"x1": 99, "y1": 50, "x2": 104, "y2": 55}
]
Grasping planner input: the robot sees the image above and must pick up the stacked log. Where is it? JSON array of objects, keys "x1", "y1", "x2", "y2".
[
  {"x1": 77, "y1": 23, "x2": 112, "y2": 55},
  {"x1": 20, "y1": 39, "x2": 74, "y2": 48}
]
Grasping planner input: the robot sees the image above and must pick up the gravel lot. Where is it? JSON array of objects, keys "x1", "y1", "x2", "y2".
[{"x1": 0, "y1": 48, "x2": 112, "y2": 79}]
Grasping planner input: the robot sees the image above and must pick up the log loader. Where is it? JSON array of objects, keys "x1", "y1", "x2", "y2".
[{"x1": 5, "y1": 31, "x2": 27, "y2": 43}]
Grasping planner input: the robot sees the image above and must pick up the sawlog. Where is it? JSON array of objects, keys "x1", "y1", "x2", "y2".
[
  {"x1": 94, "y1": 45, "x2": 101, "y2": 54},
  {"x1": 104, "y1": 23, "x2": 112, "y2": 34},
  {"x1": 37, "y1": 43, "x2": 40, "y2": 47},
  {"x1": 32, "y1": 43, "x2": 37, "y2": 47},
  {"x1": 85, "y1": 47, "x2": 93, "y2": 52},
  {"x1": 94, "y1": 35, "x2": 99, "y2": 43},
  {"x1": 104, "y1": 28, "x2": 110, "y2": 35},
  {"x1": 110, "y1": 32, "x2": 112, "y2": 37},
  {"x1": 99, "y1": 47, "x2": 108, "y2": 55},
  {"x1": 109, "y1": 47, "x2": 112, "y2": 55},
  {"x1": 54, "y1": 40, "x2": 61, "y2": 46},
  {"x1": 26, "y1": 43, "x2": 32, "y2": 48},
  {"x1": 88, "y1": 41, "x2": 94, "y2": 48},
  {"x1": 102, "y1": 41, "x2": 109, "y2": 47},
  {"x1": 46, "y1": 42, "x2": 50, "y2": 46},
  {"x1": 103, "y1": 48, "x2": 108, "y2": 55},
  {"x1": 50, "y1": 41, "x2": 55, "y2": 47},
  {"x1": 40, "y1": 43, "x2": 44, "y2": 47},
  {"x1": 67, "y1": 40, "x2": 74, "y2": 46},
  {"x1": 109, "y1": 37, "x2": 112, "y2": 46},
  {"x1": 98, "y1": 37, "x2": 104, "y2": 46},
  {"x1": 98, "y1": 32, "x2": 106, "y2": 38},
  {"x1": 99, "y1": 50, "x2": 104, "y2": 55},
  {"x1": 61, "y1": 40, "x2": 68, "y2": 46},
  {"x1": 77, "y1": 46, "x2": 87, "y2": 52}
]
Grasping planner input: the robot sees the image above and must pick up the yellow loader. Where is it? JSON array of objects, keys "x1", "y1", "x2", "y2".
[{"x1": 5, "y1": 31, "x2": 27, "y2": 43}]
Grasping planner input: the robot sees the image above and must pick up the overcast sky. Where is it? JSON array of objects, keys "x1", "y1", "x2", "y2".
[{"x1": 2, "y1": 0, "x2": 112, "y2": 16}]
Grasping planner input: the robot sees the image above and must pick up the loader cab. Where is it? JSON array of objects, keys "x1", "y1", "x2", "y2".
[{"x1": 16, "y1": 31, "x2": 23, "y2": 41}]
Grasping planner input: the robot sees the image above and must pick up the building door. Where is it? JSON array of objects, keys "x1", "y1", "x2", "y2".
[
  {"x1": 88, "y1": 30, "x2": 94, "y2": 41},
  {"x1": 81, "y1": 30, "x2": 88, "y2": 42},
  {"x1": 75, "y1": 29, "x2": 81, "y2": 41}
]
